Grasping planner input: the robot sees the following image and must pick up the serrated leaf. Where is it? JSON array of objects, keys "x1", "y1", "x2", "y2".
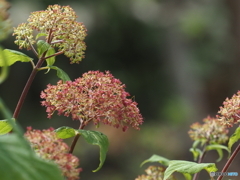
[
  {"x1": 55, "y1": 126, "x2": 76, "y2": 139},
  {"x1": 228, "y1": 127, "x2": 240, "y2": 151},
  {"x1": 163, "y1": 160, "x2": 217, "y2": 180},
  {"x1": 205, "y1": 144, "x2": 230, "y2": 162},
  {"x1": 37, "y1": 40, "x2": 51, "y2": 57},
  {"x1": 0, "y1": 118, "x2": 15, "y2": 135},
  {"x1": 48, "y1": 66, "x2": 71, "y2": 82},
  {"x1": 0, "y1": 133, "x2": 64, "y2": 180},
  {"x1": 0, "y1": 49, "x2": 32, "y2": 67},
  {"x1": 77, "y1": 129, "x2": 109, "y2": 172},
  {"x1": 140, "y1": 154, "x2": 170, "y2": 167},
  {"x1": 36, "y1": 33, "x2": 47, "y2": 40}
]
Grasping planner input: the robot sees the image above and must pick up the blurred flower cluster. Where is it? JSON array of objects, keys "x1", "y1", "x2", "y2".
[
  {"x1": 0, "y1": 0, "x2": 11, "y2": 41},
  {"x1": 135, "y1": 166, "x2": 176, "y2": 180},
  {"x1": 13, "y1": 4, "x2": 87, "y2": 63},
  {"x1": 41, "y1": 71, "x2": 143, "y2": 131},
  {"x1": 217, "y1": 91, "x2": 240, "y2": 127},
  {"x1": 25, "y1": 127, "x2": 82, "y2": 180},
  {"x1": 188, "y1": 116, "x2": 229, "y2": 144}
]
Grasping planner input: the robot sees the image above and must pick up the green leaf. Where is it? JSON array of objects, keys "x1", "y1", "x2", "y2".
[
  {"x1": 163, "y1": 160, "x2": 217, "y2": 180},
  {"x1": 56, "y1": 127, "x2": 109, "y2": 172},
  {"x1": 228, "y1": 127, "x2": 240, "y2": 151},
  {"x1": 140, "y1": 154, "x2": 170, "y2": 167},
  {"x1": 45, "y1": 47, "x2": 56, "y2": 67},
  {"x1": 48, "y1": 66, "x2": 71, "y2": 82},
  {"x1": 189, "y1": 148, "x2": 202, "y2": 161},
  {"x1": 192, "y1": 140, "x2": 201, "y2": 148},
  {"x1": 55, "y1": 126, "x2": 76, "y2": 139},
  {"x1": 0, "y1": 49, "x2": 32, "y2": 67},
  {"x1": 37, "y1": 40, "x2": 51, "y2": 57},
  {"x1": 0, "y1": 118, "x2": 15, "y2": 135},
  {"x1": 35, "y1": 32, "x2": 47, "y2": 40},
  {"x1": 0, "y1": 47, "x2": 9, "y2": 84},
  {"x1": 183, "y1": 173, "x2": 192, "y2": 180},
  {"x1": 77, "y1": 129, "x2": 109, "y2": 172},
  {"x1": 205, "y1": 144, "x2": 230, "y2": 162},
  {"x1": 0, "y1": 133, "x2": 64, "y2": 180}
]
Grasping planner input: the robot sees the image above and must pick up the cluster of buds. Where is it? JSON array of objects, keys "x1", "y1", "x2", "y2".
[
  {"x1": 188, "y1": 116, "x2": 229, "y2": 144},
  {"x1": 24, "y1": 127, "x2": 82, "y2": 180},
  {"x1": 40, "y1": 71, "x2": 143, "y2": 131},
  {"x1": 135, "y1": 166, "x2": 176, "y2": 180},
  {"x1": 217, "y1": 91, "x2": 240, "y2": 127},
  {"x1": 13, "y1": 4, "x2": 87, "y2": 63}
]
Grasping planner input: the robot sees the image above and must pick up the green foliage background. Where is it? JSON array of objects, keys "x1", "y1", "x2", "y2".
[{"x1": 1, "y1": 0, "x2": 240, "y2": 179}]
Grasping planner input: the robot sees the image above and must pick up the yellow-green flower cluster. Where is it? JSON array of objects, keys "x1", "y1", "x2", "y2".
[
  {"x1": 25, "y1": 127, "x2": 82, "y2": 180},
  {"x1": 188, "y1": 116, "x2": 229, "y2": 144},
  {"x1": 13, "y1": 4, "x2": 87, "y2": 63},
  {"x1": 135, "y1": 166, "x2": 176, "y2": 180}
]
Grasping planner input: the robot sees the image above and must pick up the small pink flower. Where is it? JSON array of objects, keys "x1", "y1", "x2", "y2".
[
  {"x1": 25, "y1": 127, "x2": 82, "y2": 180},
  {"x1": 40, "y1": 71, "x2": 143, "y2": 131}
]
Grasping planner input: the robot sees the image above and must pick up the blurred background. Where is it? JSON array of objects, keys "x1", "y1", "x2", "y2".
[{"x1": 1, "y1": 0, "x2": 240, "y2": 179}]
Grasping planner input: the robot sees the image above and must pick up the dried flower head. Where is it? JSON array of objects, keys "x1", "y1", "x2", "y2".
[
  {"x1": 40, "y1": 71, "x2": 143, "y2": 131},
  {"x1": 188, "y1": 116, "x2": 229, "y2": 144},
  {"x1": 13, "y1": 4, "x2": 87, "y2": 63},
  {"x1": 24, "y1": 127, "x2": 82, "y2": 180},
  {"x1": 135, "y1": 166, "x2": 176, "y2": 180},
  {"x1": 217, "y1": 91, "x2": 240, "y2": 127}
]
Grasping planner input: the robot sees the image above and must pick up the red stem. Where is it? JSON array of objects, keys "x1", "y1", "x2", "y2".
[
  {"x1": 69, "y1": 121, "x2": 86, "y2": 154},
  {"x1": 217, "y1": 143, "x2": 240, "y2": 180},
  {"x1": 13, "y1": 56, "x2": 46, "y2": 119},
  {"x1": 13, "y1": 30, "x2": 53, "y2": 120}
]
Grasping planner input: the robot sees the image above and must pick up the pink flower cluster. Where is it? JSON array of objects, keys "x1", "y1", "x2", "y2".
[
  {"x1": 24, "y1": 127, "x2": 82, "y2": 180},
  {"x1": 217, "y1": 91, "x2": 240, "y2": 127},
  {"x1": 41, "y1": 71, "x2": 143, "y2": 131}
]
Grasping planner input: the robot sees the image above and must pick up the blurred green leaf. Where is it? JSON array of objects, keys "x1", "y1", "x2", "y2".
[
  {"x1": 140, "y1": 154, "x2": 170, "y2": 167},
  {"x1": 0, "y1": 98, "x2": 64, "y2": 180},
  {"x1": 0, "y1": 47, "x2": 8, "y2": 84},
  {"x1": 189, "y1": 148, "x2": 202, "y2": 161},
  {"x1": 0, "y1": 49, "x2": 32, "y2": 67},
  {"x1": 205, "y1": 144, "x2": 230, "y2": 162},
  {"x1": 55, "y1": 126, "x2": 76, "y2": 139},
  {"x1": 0, "y1": 133, "x2": 64, "y2": 180},
  {"x1": 0, "y1": 118, "x2": 15, "y2": 135},
  {"x1": 35, "y1": 33, "x2": 47, "y2": 40},
  {"x1": 228, "y1": 127, "x2": 240, "y2": 151},
  {"x1": 163, "y1": 160, "x2": 217, "y2": 180}
]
